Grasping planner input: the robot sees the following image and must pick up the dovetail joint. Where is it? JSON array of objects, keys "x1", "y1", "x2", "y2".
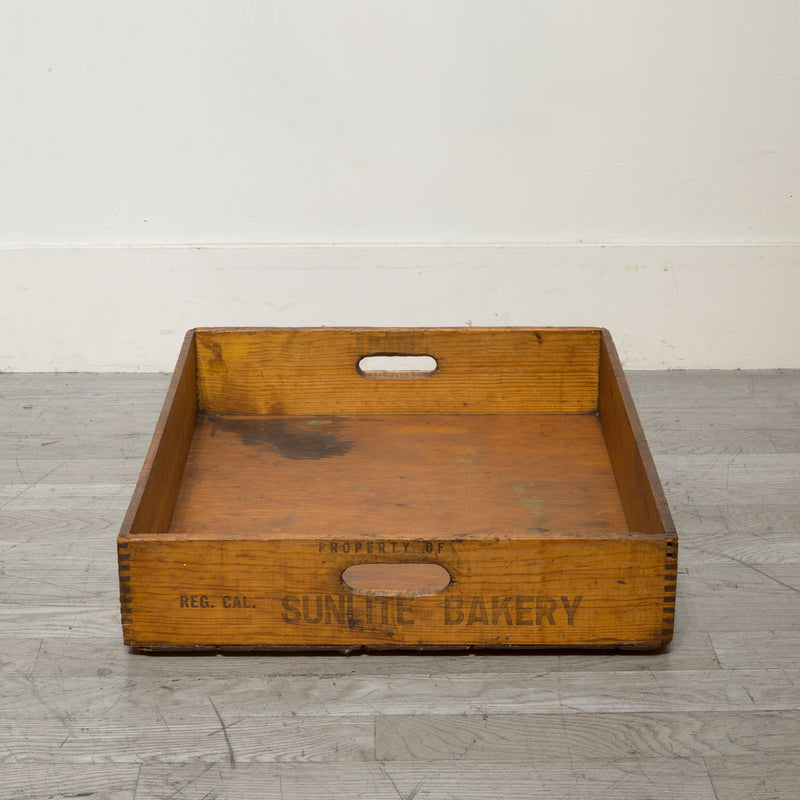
[{"x1": 662, "y1": 539, "x2": 678, "y2": 639}]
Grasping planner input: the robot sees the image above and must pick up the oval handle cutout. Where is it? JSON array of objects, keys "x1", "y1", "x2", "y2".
[
  {"x1": 342, "y1": 563, "x2": 451, "y2": 597},
  {"x1": 357, "y1": 354, "x2": 437, "y2": 378}
]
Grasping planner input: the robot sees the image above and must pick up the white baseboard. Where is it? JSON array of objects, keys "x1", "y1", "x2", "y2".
[{"x1": 1, "y1": 243, "x2": 797, "y2": 370}]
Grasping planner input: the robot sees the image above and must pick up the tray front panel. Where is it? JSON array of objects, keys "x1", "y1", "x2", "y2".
[{"x1": 120, "y1": 533, "x2": 676, "y2": 651}]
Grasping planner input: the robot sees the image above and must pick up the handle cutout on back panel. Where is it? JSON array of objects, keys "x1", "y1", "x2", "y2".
[
  {"x1": 342, "y1": 563, "x2": 451, "y2": 597},
  {"x1": 357, "y1": 354, "x2": 438, "y2": 378}
]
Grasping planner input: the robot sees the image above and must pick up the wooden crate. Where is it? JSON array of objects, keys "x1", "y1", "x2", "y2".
[{"x1": 118, "y1": 327, "x2": 677, "y2": 652}]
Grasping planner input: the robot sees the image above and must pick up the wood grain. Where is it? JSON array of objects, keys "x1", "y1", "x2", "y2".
[
  {"x1": 598, "y1": 330, "x2": 674, "y2": 538},
  {"x1": 194, "y1": 327, "x2": 602, "y2": 415},
  {"x1": 168, "y1": 413, "x2": 628, "y2": 537},
  {"x1": 0, "y1": 767, "x2": 139, "y2": 800},
  {"x1": 711, "y1": 631, "x2": 800, "y2": 669},
  {"x1": 375, "y1": 710, "x2": 800, "y2": 760},
  {"x1": 3, "y1": 667, "x2": 797, "y2": 721},
  {"x1": 705, "y1": 755, "x2": 800, "y2": 800},
  {"x1": 2, "y1": 369, "x2": 798, "y2": 800},
  {"x1": 1, "y1": 714, "x2": 373, "y2": 764},
  {"x1": 122, "y1": 534, "x2": 672, "y2": 650},
  {"x1": 657, "y1": 453, "x2": 800, "y2": 506},
  {"x1": 134, "y1": 761, "x2": 719, "y2": 800},
  {"x1": 121, "y1": 328, "x2": 676, "y2": 651},
  {"x1": 0, "y1": 627, "x2": 720, "y2": 679}
]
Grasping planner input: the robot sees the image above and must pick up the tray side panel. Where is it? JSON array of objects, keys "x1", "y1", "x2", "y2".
[
  {"x1": 598, "y1": 330, "x2": 674, "y2": 537},
  {"x1": 194, "y1": 327, "x2": 601, "y2": 415},
  {"x1": 122, "y1": 533, "x2": 673, "y2": 651},
  {"x1": 118, "y1": 331, "x2": 198, "y2": 640},
  {"x1": 598, "y1": 329, "x2": 677, "y2": 643}
]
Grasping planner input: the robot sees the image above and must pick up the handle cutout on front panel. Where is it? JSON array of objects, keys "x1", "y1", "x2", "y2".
[
  {"x1": 342, "y1": 563, "x2": 451, "y2": 597},
  {"x1": 357, "y1": 354, "x2": 438, "y2": 378}
]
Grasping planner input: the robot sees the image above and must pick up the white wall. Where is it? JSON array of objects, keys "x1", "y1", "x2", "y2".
[{"x1": 1, "y1": 1, "x2": 799, "y2": 369}]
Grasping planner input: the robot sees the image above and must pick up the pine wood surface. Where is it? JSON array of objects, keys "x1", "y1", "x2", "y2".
[
  {"x1": 119, "y1": 328, "x2": 675, "y2": 651},
  {"x1": 194, "y1": 327, "x2": 601, "y2": 415},
  {"x1": 169, "y1": 413, "x2": 629, "y2": 537},
  {"x1": 2, "y1": 369, "x2": 799, "y2": 798}
]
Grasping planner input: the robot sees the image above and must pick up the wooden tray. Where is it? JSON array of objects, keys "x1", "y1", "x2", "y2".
[{"x1": 118, "y1": 327, "x2": 677, "y2": 652}]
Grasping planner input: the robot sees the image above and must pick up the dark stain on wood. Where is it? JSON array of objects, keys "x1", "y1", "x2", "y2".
[{"x1": 207, "y1": 415, "x2": 354, "y2": 460}]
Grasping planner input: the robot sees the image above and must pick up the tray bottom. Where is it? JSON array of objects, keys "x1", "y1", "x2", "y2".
[{"x1": 167, "y1": 413, "x2": 630, "y2": 538}]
